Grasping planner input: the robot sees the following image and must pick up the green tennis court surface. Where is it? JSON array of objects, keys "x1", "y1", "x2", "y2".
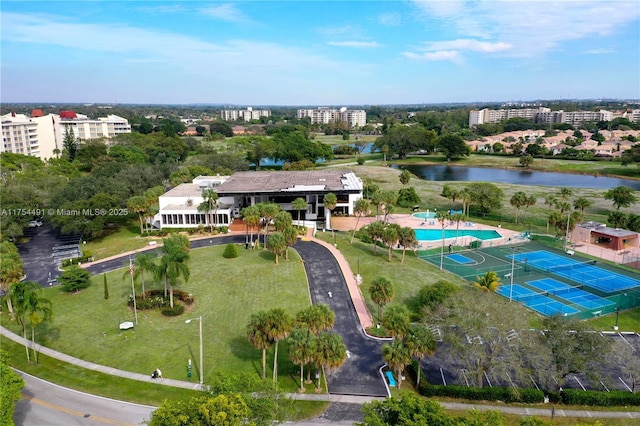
[{"x1": 420, "y1": 242, "x2": 640, "y2": 318}]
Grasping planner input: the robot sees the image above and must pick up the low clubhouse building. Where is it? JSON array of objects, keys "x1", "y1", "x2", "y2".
[{"x1": 155, "y1": 170, "x2": 364, "y2": 230}]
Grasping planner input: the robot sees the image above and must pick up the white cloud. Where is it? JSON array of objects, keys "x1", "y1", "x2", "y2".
[
  {"x1": 584, "y1": 48, "x2": 615, "y2": 55},
  {"x1": 424, "y1": 39, "x2": 511, "y2": 53},
  {"x1": 378, "y1": 12, "x2": 402, "y2": 26},
  {"x1": 199, "y1": 4, "x2": 252, "y2": 23},
  {"x1": 403, "y1": 50, "x2": 461, "y2": 62},
  {"x1": 410, "y1": 0, "x2": 640, "y2": 57},
  {"x1": 328, "y1": 41, "x2": 382, "y2": 48}
]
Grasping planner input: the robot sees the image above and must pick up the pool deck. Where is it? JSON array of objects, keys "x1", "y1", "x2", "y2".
[{"x1": 330, "y1": 214, "x2": 521, "y2": 248}]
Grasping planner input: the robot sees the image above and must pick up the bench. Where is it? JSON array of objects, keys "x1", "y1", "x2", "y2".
[
  {"x1": 566, "y1": 249, "x2": 575, "y2": 256},
  {"x1": 385, "y1": 371, "x2": 397, "y2": 387}
]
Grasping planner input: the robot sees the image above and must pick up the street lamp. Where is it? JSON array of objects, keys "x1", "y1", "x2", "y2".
[
  {"x1": 614, "y1": 305, "x2": 620, "y2": 331},
  {"x1": 185, "y1": 316, "x2": 203, "y2": 387}
]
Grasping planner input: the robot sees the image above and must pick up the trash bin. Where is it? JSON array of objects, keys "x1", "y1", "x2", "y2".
[{"x1": 470, "y1": 241, "x2": 481, "y2": 249}]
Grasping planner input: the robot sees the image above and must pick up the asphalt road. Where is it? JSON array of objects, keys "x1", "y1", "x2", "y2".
[
  {"x1": 14, "y1": 370, "x2": 155, "y2": 426},
  {"x1": 294, "y1": 240, "x2": 389, "y2": 397},
  {"x1": 17, "y1": 225, "x2": 68, "y2": 287}
]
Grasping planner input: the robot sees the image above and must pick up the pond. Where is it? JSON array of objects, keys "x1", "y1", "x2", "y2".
[{"x1": 399, "y1": 165, "x2": 640, "y2": 190}]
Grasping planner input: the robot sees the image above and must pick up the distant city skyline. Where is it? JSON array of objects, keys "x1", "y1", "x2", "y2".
[{"x1": 1, "y1": 1, "x2": 639, "y2": 105}]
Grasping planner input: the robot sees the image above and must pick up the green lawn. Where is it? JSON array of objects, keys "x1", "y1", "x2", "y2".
[{"x1": 2, "y1": 245, "x2": 311, "y2": 391}]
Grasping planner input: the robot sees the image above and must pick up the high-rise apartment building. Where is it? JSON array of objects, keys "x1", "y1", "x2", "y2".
[
  {"x1": 1, "y1": 111, "x2": 131, "y2": 159},
  {"x1": 220, "y1": 107, "x2": 271, "y2": 122},
  {"x1": 296, "y1": 107, "x2": 366, "y2": 128},
  {"x1": 469, "y1": 108, "x2": 614, "y2": 128}
]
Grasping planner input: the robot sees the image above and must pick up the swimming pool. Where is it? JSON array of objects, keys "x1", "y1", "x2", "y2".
[
  {"x1": 412, "y1": 212, "x2": 437, "y2": 219},
  {"x1": 414, "y1": 229, "x2": 502, "y2": 241}
]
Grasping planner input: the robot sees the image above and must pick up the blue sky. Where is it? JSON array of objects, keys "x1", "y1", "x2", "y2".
[{"x1": 2, "y1": 1, "x2": 639, "y2": 105}]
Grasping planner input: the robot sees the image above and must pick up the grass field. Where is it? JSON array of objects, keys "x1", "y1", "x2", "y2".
[{"x1": 2, "y1": 245, "x2": 311, "y2": 391}]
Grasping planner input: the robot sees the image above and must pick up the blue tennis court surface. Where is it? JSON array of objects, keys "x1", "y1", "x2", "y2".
[
  {"x1": 496, "y1": 284, "x2": 579, "y2": 316},
  {"x1": 509, "y1": 250, "x2": 640, "y2": 293},
  {"x1": 526, "y1": 278, "x2": 615, "y2": 310},
  {"x1": 447, "y1": 253, "x2": 475, "y2": 264}
]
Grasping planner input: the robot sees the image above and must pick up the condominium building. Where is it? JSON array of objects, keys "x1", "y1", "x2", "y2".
[
  {"x1": 220, "y1": 107, "x2": 271, "y2": 122},
  {"x1": 1, "y1": 111, "x2": 131, "y2": 159},
  {"x1": 296, "y1": 107, "x2": 366, "y2": 128},
  {"x1": 469, "y1": 108, "x2": 615, "y2": 128}
]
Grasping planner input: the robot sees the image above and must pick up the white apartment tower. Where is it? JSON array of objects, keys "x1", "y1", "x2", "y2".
[
  {"x1": 220, "y1": 107, "x2": 271, "y2": 122},
  {"x1": 296, "y1": 107, "x2": 366, "y2": 128},
  {"x1": 1, "y1": 111, "x2": 131, "y2": 159},
  {"x1": 469, "y1": 107, "x2": 615, "y2": 128}
]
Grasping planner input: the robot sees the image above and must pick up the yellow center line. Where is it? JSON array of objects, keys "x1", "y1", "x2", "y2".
[{"x1": 21, "y1": 394, "x2": 136, "y2": 426}]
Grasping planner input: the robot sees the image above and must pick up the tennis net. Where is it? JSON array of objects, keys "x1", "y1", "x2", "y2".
[
  {"x1": 548, "y1": 285, "x2": 584, "y2": 296},
  {"x1": 513, "y1": 292, "x2": 547, "y2": 303},
  {"x1": 546, "y1": 260, "x2": 596, "y2": 273}
]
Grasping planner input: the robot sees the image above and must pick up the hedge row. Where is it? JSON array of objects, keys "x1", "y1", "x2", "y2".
[{"x1": 561, "y1": 389, "x2": 640, "y2": 407}]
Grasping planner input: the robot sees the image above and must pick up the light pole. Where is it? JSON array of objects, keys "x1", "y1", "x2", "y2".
[
  {"x1": 185, "y1": 316, "x2": 203, "y2": 387},
  {"x1": 564, "y1": 212, "x2": 571, "y2": 252},
  {"x1": 509, "y1": 255, "x2": 515, "y2": 302},
  {"x1": 614, "y1": 305, "x2": 620, "y2": 331}
]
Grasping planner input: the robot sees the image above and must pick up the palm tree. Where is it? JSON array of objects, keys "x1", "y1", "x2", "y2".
[
  {"x1": 296, "y1": 304, "x2": 335, "y2": 383},
  {"x1": 382, "y1": 339, "x2": 411, "y2": 389},
  {"x1": 351, "y1": 198, "x2": 370, "y2": 244},
  {"x1": 367, "y1": 221, "x2": 385, "y2": 256},
  {"x1": 510, "y1": 191, "x2": 527, "y2": 224},
  {"x1": 258, "y1": 202, "x2": 281, "y2": 248},
  {"x1": 199, "y1": 188, "x2": 218, "y2": 232},
  {"x1": 323, "y1": 192, "x2": 337, "y2": 232},
  {"x1": 474, "y1": 271, "x2": 501, "y2": 293},
  {"x1": 522, "y1": 195, "x2": 537, "y2": 224},
  {"x1": 241, "y1": 205, "x2": 261, "y2": 248},
  {"x1": 154, "y1": 235, "x2": 190, "y2": 307},
  {"x1": 314, "y1": 332, "x2": 346, "y2": 392},
  {"x1": 26, "y1": 288, "x2": 53, "y2": 363},
  {"x1": 264, "y1": 308, "x2": 293, "y2": 386},
  {"x1": 369, "y1": 277, "x2": 394, "y2": 323},
  {"x1": 380, "y1": 190, "x2": 398, "y2": 223},
  {"x1": 274, "y1": 211, "x2": 293, "y2": 232},
  {"x1": 558, "y1": 187, "x2": 573, "y2": 202},
  {"x1": 544, "y1": 195, "x2": 557, "y2": 213},
  {"x1": 246, "y1": 311, "x2": 273, "y2": 379},
  {"x1": 370, "y1": 190, "x2": 384, "y2": 221},
  {"x1": 451, "y1": 212, "x2": 466, "y2": 245},
  {"x1": 436, "y1": 210, "x2": 451, "y2": 271},
  {"x1": 382, "y1": 305, "x2": 411, "y2": 339},
  {"x1": 128, "y1": 195, "x2": 150, "y2": 235},
  {"x1": 573, "y1": 197, "x2": 592, "y2": 214},
  {"x1": 382, "y1": 224, "x2": 400, "y2": 262},
  {"x1": 405, "y1": 324, "x2": 436, "y2": 387},
  {"x1": 288, "y1": 327, "x2": 316, "y2": 392},
  {"x1": 267, "y1": 232, "x2": 286, "y2": 265},
  {"x1": 292, "y1": 197, "x2": 308, "y2": 227},
  {"x1": 0, "y1": 241, "x2": 24, "y2": 316},
  {"x1": 397, "y1": 227, "x2": 417, "y2": 263},
  {"x1": 283, "y1": 226, "x2": 298, "y2": 261},
  {"x1": 8, "y1": 280, "x2": 47, "y2": 361},
  {"x1": 460, "y1": 188, "x2": 473, "y2": 219}
]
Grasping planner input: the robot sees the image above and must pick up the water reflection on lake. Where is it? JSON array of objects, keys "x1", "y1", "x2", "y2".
[{"x1": 400, "y1": 165, "x2": 640, "y2": 190}]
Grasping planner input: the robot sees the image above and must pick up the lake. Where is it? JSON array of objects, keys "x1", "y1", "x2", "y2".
[{"x1": 400, "y1": 165, "x2": 640, "y2": 190}]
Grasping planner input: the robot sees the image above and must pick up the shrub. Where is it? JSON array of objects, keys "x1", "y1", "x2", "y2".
[
  {"x1": 59, "y1": 265, "x2": 92, "y2": 293},
  {"x1": 357, "y1": 156, "x2": 366, "y2": 165},
  {"x1": 397, "y1": 187, "x2": 421, "y2": 207},
  {"x1": 562, "y1": 389, "x2": 640, "y2": 407},
  {"x1": 223, "y1": 243, "x2": 239, "y2": 258},
  {"x1": 161, "y1": 305, "x2": 184, "y2": 316}
]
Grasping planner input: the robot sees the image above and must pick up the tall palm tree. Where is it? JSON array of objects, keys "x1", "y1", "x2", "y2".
[
  {"x1": 292, "y1": 197, "x2": 308, "y2": 227},
  {"x1": 0, "y1": 241, "x2": 24, "y2": 316},
  {"x1": 522, "y1": 195, "x2": 537, "y2": 224},
  {"x1": 288, "y1": 327, "x2": 316, "y2": 392},
  {"x1": 369, "y1": 277, "x2": 394, "y2": 323},
  {"x1": 241, "y1": 205, "x2": 261, "y2": 248},
  {"x1": 510, "y1": 191, "x2": 527, "y2": 224},
  {"x1": 267, "y1": 232, "x2": 286, "y2": 265},
  {"x1": 382, "y1": 305, "x2": 411, "y2": 339},
  {"x1": 323, "y1": 193, "x2": 337, "y2": 232},
  {"x1": 258, "y1": 202, "x2": 281, "y2": 249},
  {"x1": 474, "y1": 271, "x2": 501, "y2": 293},
  {"x1": 382, "y1": 339, "x2": 411, "y2": 389},
  {"x1": 154, "y1": 235, "x2": 190, "y2": 307},
  {"x1": 314, "y1": 332, "x2": 346, "y2": 392},
  {"x1": 573, "y1": 197, "x2": 592, "y2": 214},
  {"x1": 128, "y1": 195, "x2": 150, "y2": 235},
  {"x1": 246, "y1": 311, "x2": 273, "y2": 379},
  {"x1": 264, "y1": 308, "x2": 293, "y2": 386},
  {"x1": 351, "y1": 198, "x2": 371, "y2": 244},
  {"x1": 8, "y1": 280, "x2": 45, "y2": 361},
  {"x1": 296, "y1": 304, "x2": 335, "y2": 383},
  {"x1": 558, "y1": 187, "x2": 574, "y2": 202},
  {"x1": 451, "y1": 212, "x2": 466, "y2": 245},
  {"x1": 283, "y1": 226, "x2": 298, "y2": 261},
  {"x1": 134, "y1": 253, "x2": 155, "y2": 298},
  {"x1": 405, "y1": 324, "x2": 436, "y2": 387},
  {"x1": 274, "y1": 211, "x2": 293, "y2": 232},
  {"x1": 367, "y1": 221, "x2": 385, "y2": 256},
  {"x1": 26, "y1": 288, "x2": 53, "y2": 363},
  {"x1": 435, "y1": 210, "x2": 451, "y2": 271},
  {"x1": 382, "y1": 224, "x2": 400, "y2": 262},
  {"x1": 397, "y1": 227, "x2": 417, "y2": 263},
  {"x1": 199, "y1": 188, "x2": 218, "y2": 232}
]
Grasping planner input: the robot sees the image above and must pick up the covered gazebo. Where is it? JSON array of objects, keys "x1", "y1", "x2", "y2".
[{"x1": 573, "y1": 221, "x2": 639, "y2": 251}]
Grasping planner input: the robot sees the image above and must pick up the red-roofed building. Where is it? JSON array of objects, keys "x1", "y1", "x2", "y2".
[
  {"x1": 31, "y1": 109, "x2": 44, "y2": 117},
  {"x1": 60, "y1": 111, "x2": 77, "y2": 119}
]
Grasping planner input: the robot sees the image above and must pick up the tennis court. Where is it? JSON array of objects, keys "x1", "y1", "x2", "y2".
[
  {"x1": 509, "y1": 250, "x2": 640, "y2": 293},
  {"x1": 526, "y1": 278, "x2": 615, "y2": 310},
  {"x1": 447, "y1": 253, "x2": 475, "y2": 264},
  {"x1": 496, "y1": 284, "x2": 579, "y2": 316}
]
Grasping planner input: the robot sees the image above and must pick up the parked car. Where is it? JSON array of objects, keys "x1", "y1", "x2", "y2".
[{"x1": 28, "y1": 220, "x2": 43, "y2": 227}]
